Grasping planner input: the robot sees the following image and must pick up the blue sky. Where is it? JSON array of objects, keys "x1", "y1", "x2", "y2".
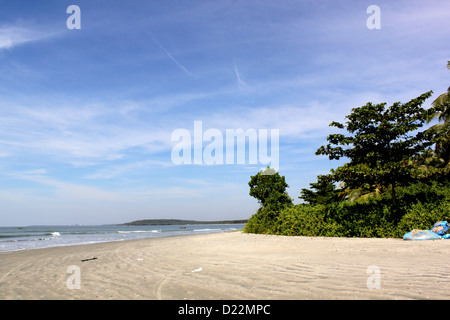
[{"x1": 0, "y1": 0, "x2": 449, "y2": 226}]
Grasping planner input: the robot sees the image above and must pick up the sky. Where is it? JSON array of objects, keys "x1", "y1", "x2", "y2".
[{"x1": 0, "y1": 0, "x2": 449, "y2": 226}]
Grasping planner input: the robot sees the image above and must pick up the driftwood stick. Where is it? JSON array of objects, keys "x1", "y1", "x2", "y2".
[{"x1": 81, "y1": 257, "x2": 97, "y2": 262}]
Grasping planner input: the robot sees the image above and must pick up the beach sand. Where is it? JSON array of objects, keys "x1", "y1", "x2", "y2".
[{"x1": 1, "y1": 231, "x2": 449, "y2": 300}]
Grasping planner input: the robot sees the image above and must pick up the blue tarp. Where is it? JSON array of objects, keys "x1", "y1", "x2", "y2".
[
  {"x1": 430, "y1": 221, "x2": 449, "y2": 235},
  {"x1": 403, "y1": 221, "x2": 449, "y2": 241}
]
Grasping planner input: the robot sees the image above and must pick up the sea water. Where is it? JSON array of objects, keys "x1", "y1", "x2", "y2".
[{"x1": 0, "y1": 224, "x2": 245, "y2": 252}]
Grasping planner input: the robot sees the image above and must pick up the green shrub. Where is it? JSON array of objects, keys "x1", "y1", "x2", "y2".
[
  {"x1": 397, "y1": 201, "x2": 450, "y2": 234},
  {"x1": 273, "y1": 205, "x2": 326, "y2": 236},
  {"x1": 243, "y1": 207, "x2": 279, "y2": 234},
  {"x1": 244, "y1": 204, "x2": 344, "y2": 237},
  {"x1": 323, "y1": 198, "x2": 399, "y2": 238}
]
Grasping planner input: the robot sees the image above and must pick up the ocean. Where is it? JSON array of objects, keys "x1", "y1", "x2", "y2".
[{"x1": 0, "y1": 224, "x2": 246, "y2": 252}]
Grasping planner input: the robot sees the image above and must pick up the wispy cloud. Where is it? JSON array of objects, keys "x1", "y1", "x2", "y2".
[
  {"x1": 6, "y1": 169, "x2": 121, "y2": 202},
  {"x1": 0, "y1": 23, "x2": 55, "y2": 50},
  {"x1": 0, "y1": 99, "x2": 171, "y2": 161},
  {"x1": 173, "y1": 178, "x2": 210, "y2": 185},
  {"x1": 5, "y1": 168, "x2": 206, "y2": 203},
  {"x1": 145, "y1": 31, "x2": 197, "y2": 77},
  {"x1": 85, "y1": 159, "x2": 174, "y2": 180},
  {"x1": 233, "y1": 62, "x2": 248, "y2": 88}
]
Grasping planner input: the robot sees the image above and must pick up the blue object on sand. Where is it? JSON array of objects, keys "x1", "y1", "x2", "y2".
[
  {"x1": 403, "y1": 229, "x2": 442, "y2": 241},
  {"x1": 430, "y1": 221, "x2": 449, "y2": 236},
  {"x1": 403, "y1": 221, "x2": 450, "y2": 240}
]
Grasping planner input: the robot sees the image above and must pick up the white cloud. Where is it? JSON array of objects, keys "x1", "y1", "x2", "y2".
[
  {"x1": 3, "y1": 167, "x2": 214, "y2": 213},
  {"x1": 84, "y1": 159, "x2": 174, "y2": 179},
  {"x1": 148, "y1": 33, "x2": 197, "y2": 77},
  {"x1": 233, "y1": 62, "x2": 249, "y2": 89},
  {"x1": 0, "y1": 100, "x2": 172, "y2": 161},
  {"x1": 0, "y1": 24, "x2": 55, "y2": 50}
]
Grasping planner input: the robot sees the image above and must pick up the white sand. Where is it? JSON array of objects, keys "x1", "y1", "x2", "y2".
[{"x1": 1, "y1": 232, "x2": 449, "y2": 299}]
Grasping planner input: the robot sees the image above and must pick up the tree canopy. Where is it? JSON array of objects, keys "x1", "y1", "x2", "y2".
[
  {"x1": 299, "y1": 174, "x2": 343, "y2": 205},
  {"x1": 248, "y1": 166, "x2": 293, "y2": 212},
  {"x1": 315, "y1": 91, "x2": 443, "y2": 203},
  {"x1": 245, "y1": 66, "x2": 450, "y2": 238}
]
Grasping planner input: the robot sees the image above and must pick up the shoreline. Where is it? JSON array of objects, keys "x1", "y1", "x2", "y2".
[
  {"x1": 0, "y1": 230, "x2": 213, "y2": 254},
  {"x1": 1, "y1": 231, "x2": 449, "y2": 300},
  {"x1": 0, "y1": 224, "x2": 245, "y2": 253}
]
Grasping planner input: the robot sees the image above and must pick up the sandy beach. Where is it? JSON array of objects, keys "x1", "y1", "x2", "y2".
[{"x1": 1, "y1": 231, "x2": 449, "y2": 300}]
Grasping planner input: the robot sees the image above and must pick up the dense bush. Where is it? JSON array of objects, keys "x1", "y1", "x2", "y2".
[
  {"x1": 397, "y1": 201, "x2": 450, "y2": 233},
  {"x1": 274, "y1": 205, "x2": 326, "y2": 236},
  {"x1": 243, "y1": 208, "x2": 278, "y2": 234},
  {"x1": 244, "y1": 180, "x2": 450, "y2": 238}
]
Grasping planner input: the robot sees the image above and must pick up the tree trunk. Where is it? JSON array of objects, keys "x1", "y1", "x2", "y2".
[{"x1": 391, "y1": 181, "x2": 396, "y2": 204}]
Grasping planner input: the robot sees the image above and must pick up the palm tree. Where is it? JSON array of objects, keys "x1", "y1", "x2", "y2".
[
  {"x1": 426, "y1": 61, "x2": 450, "y2": 166},
  {"x1": 428, "y1": 61, "x2": 449, "y2": 122},
  {"x1": 339, "y1": 183, "x2": 384, "y2": 202}
]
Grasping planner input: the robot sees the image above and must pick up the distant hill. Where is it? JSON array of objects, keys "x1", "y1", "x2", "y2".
[{"x1": 121, "y1": 219, "x2": 248, "y2": 226}]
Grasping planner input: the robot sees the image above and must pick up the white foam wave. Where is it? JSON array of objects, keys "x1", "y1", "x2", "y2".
[
  {"x1": 50, "y1": 232, "x2": 61, "y2": 236},
  {"x1": 117, "y1": 230, "x2": 160, "y2": 234}
]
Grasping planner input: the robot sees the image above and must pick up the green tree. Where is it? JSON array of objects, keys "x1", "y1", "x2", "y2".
[
  {"x1": 316, "y1": 91, "x2": 441, "y2": 203},
  {"x1": 299, "y1": 174, "x2": 344, "y2": 205},
  {"x1": 248, "y1": 167, "x2": 293, "y2": 212}
]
